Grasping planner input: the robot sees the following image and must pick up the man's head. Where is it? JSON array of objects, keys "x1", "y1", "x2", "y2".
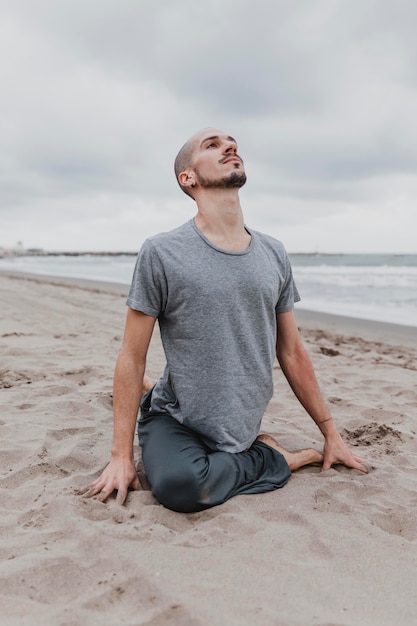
[{"x1": 174, "y1": 128, "x2": 246, "y2": 200}]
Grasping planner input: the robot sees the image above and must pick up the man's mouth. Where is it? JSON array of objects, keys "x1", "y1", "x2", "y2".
[{"x1": 220, "y1": 156, "x2": 242, "y2": 165}]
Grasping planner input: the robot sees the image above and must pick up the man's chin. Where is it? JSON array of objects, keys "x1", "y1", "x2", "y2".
[
  {"x1": 198, "y1": 171, "x2": 247, "y2": 190},
  {"x1": 225, "y1": 171, "x2": 247, "y2": 188}
]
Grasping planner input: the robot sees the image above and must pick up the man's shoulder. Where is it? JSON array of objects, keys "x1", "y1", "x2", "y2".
[
  {"x1": 251, "y1": 228, "x2": 287, "y2": 254},
  {"x1": 145, "y1": 220, "x2": 194, "y2": 247}
]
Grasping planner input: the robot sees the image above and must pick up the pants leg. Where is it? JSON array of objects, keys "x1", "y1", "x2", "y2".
[{"x1": 138, "y1": 392, "x2": 291, "y2": 513}]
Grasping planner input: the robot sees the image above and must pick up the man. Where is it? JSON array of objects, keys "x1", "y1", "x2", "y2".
[{"x1": 82, "y1": 128, "x2": 367, "y2": 512}]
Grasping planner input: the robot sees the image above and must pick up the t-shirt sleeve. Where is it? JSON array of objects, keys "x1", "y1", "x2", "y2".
[
  {"x1": 126, "y1": 240, "x2": 166, "y2": 317},
  {"x1": 275, "y1": 251, "x2": 301, "y2": 314}
]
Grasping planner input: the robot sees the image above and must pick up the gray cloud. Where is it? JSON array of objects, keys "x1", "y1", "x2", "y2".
[{"x1": 1, "y1": 0, "x2": 416, "y2": 251}]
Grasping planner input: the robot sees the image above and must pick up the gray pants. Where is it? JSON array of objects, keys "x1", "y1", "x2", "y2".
[{"x1": 138, "y1": 389, "x2": 291, "y2": 513}]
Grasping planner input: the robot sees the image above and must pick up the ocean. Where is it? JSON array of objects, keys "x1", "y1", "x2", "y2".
[{"x1": 1, "y1": 253, "x2": 416, "y2": 328}]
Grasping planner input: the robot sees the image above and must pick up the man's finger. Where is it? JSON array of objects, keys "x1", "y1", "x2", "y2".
[
  {"x1": 356, "y1": 461, "x2": 371, "y2": 473},
  {"x1": 321, "y1": 460, "x2": 332, "y2": 472},
  {"x1": 98, "y1": 489, "x2": 114, "y2": 503},
  {"x1": 353, "y1": 454, "x2": 368, "y2": 465},
  {"x1": 131, "y1": 475, "x2": 141, "y2": 491},
  {"x1": 77, "y1": 478, "x2": 103, "y2": 496},
  {"x1": 78, "y1": 485, "x2": 100, "y2": 498},
  {"x1": 116, "y1": 487, "x2": 128, "y2": 506}
]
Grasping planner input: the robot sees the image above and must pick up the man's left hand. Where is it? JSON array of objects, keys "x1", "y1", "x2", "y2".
[{"x1": 322, "y1": 431, "x2": 369, "y2": 473}]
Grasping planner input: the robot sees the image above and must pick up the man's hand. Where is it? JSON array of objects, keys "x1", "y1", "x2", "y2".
[
  {"x1": 322, "y1": 431, "x2": 369, "y2": 473},
  {"x1": 79, "y1": 456, "x2": 141, "y2": 506}
]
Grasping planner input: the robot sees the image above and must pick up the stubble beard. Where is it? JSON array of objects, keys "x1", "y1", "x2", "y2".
[{"x1": 195, "y1": 169, "x2": 247, "y2": 190}]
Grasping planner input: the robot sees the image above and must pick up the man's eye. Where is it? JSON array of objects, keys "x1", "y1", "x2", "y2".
[{"x1": 207, "y1": 143, "x2": 217, "y2": 148}]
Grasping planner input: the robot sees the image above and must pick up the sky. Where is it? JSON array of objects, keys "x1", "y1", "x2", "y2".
[{"x1": 1, "y1": 0, "x2": 416, "y2": 254}]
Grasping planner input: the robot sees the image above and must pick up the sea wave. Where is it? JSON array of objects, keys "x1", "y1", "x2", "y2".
[{"x1": 1, "y1": 254, "x2": 416, "y2": 327}]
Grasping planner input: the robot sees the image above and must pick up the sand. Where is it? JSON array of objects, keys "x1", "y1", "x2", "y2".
[{"x1": 1, "y1": 272, "x2": 417, "y2": 626}]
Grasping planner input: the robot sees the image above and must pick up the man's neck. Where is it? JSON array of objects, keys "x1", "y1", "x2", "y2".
[{"x1": 193, "y1": 189, "x2": 251, "y2": 252}]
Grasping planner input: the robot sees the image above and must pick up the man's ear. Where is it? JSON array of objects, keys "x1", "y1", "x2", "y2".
[{"x1": 178, "y1": 170, "x2": 195, "y2": 189}]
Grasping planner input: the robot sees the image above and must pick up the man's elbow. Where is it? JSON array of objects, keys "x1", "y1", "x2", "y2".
[
  {"x1": 277, "y1": 339, "x2": 310, "y2": 370},
  {"x1": 116, "y1": 346, "x2": 146, "y2": 372}
]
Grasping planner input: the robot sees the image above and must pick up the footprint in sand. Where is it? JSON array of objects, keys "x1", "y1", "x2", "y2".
[{"x1": 370, "y1": 505, "x2": 417, "y2": 541}]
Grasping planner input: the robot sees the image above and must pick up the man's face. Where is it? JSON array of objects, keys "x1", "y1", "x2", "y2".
[{"x1": 189, "y1": 129, "x2": 247, "y2": 190}]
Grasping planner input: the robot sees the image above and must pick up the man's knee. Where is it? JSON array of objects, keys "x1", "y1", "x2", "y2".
[{"x1": 150, "y1": 464, "x2": 208, "y2": 513}]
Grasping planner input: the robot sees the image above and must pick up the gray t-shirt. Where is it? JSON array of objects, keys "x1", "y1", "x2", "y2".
[{"x1": 127, "y1": 219, "x2": 300, "y2": 453}]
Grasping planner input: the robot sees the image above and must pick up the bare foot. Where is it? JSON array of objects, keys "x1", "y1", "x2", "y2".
[
  {"x1": 256, "y1": 433, "x2": 323, "y2": 471},
  {"x1": 142, "y1": 375, "x2": 154, "y2": 396}
]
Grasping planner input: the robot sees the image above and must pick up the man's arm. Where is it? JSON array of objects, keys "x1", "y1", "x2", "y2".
[
  {"x1": 275, "y1": 310, "x2": 368, "y2": 473},
  {"x1": 81, "y1": 307, "x2": 157, "y2": 504}
]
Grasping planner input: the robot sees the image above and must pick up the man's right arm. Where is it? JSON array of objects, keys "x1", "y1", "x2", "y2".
[{"x1": 81, "y1": 307, "x2": 157, "y2": 505}]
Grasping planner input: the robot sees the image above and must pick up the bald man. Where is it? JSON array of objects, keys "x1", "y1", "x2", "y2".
[{"x1": 82, "y1": 128, "x2": 367, "y2": 512}]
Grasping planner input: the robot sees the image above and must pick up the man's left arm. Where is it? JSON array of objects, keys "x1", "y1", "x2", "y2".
[{"x1": 275, "y1": 310, "x2": 368, "y2": 473}]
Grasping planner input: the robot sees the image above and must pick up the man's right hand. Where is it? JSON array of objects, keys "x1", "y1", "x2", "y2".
[{"x1": 79, "y1": 456, "x2": 141, "y2": 506}]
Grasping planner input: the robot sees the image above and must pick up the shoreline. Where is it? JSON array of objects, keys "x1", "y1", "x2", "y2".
[
  {"x1": 2, "y1": 269, "x2": 416, "y2": 349},
  {"x1": 294, "y1": 307, "x2": 417, "y2": 349},
  {"x1": 0, "y1": 269, "x2": 131, "y2": 296}
]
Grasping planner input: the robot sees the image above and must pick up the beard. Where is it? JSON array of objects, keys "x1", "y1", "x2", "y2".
[{"x1": 195, "y1": 169, "x2": 247, "y2": 190}]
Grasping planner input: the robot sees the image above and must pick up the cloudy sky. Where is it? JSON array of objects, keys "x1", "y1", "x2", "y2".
[{"x1": 1, "y1": 0, "x2": 416, "y2": 253}]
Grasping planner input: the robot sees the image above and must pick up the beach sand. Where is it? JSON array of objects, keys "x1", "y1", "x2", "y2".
[{"x1": 1, "y1": 272, "x2": 417, "y2": 626}]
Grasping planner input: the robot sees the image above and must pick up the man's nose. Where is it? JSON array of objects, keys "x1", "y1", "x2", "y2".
[{"x1": 224, "y1": 141, "x2": 237, "y2": 153}]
